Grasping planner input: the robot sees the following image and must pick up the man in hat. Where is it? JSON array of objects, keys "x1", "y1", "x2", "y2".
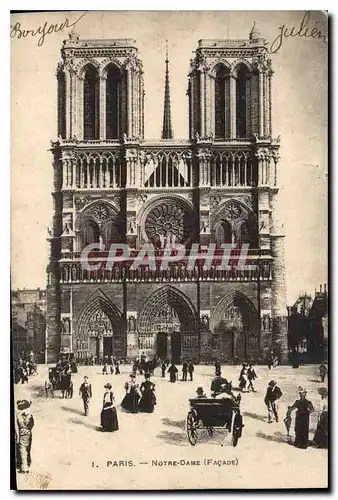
[
  {"x1": 16, "y1": 399, "x2": 34, "y2": 474},
  {"x1": 210, "y1": 371, "x2": 232, "y2": 396},
  {"x1": 79, "y1": 376, "x2": 92, "y2": 416},
  {"x1": 264, "y1": 380, "x2": 283, "y2": 423},
  {"x1": 196, "y1": 387, "x2": 207, "y2": 398}
]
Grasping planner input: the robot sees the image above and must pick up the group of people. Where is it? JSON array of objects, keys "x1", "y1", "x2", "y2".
[
  {"x1": 102, "y1": 361, "x2": 120, "y2": 375},
  {"x1": 14, "y1": 357, "x2": 38, "y2": 385},
  {"x1": 161, "y1": 360, "x2": 195, "y2": 382},
  {"x1": 77, "y1": 371, "x2": 157, "y2": 433}
]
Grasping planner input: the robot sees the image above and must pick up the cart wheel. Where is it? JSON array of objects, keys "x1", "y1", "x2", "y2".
[
  {"x1": 187, "y1": 411, "x2": 198, "y2": 446},
  {"x1": 232, "y1": 413, "x2": 243, "y2": 447},
  {"x1": 207, "y1": 427, "x2": 214, "y2": 437}
]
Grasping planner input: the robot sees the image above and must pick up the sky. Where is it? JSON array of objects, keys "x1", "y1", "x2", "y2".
[{"x1": 10, "y1": 10, "x2": 328, "y2": 304}]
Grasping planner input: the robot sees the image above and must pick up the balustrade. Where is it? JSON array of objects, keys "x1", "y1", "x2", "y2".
[{"x1": 59, "y1": 255, "x2": 272, "y2": 284}]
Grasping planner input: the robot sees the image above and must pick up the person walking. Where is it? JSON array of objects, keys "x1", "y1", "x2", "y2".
[
  {"x1": 286, "y1": 387, "x2": 314, "y2": 449},
  {"x1": 79, "y1": 376, "x2": 92, "y2": 416},
  {"x1": 115, "y1": 361, "x2": 120, "y2": 375},
  {"x1": 188, "y1": 361, "x2": 194, "y2": 381},
  {"x1": 161, "y1": 360, "x2": 166, "y2": 378},
  {"x1": 247, "y1": 363, "x2": 257, "y2": 392},
  {"x1": 100, "y1": 383, "x2": 119, "y2": 432},
  {"x1": 319, "y1": 362, "x2": 327, "y2": 383},
  {"x1": 16, "y1": 399, "x2": 34, "y2": 474},
  {"x1": 264, "y1": 380, "x2": 282, "y2": 423},
  {"x1": 214, "y1": 360, "x2": 221, "y2": 376},
  {"x1": 182, "y1": 361, "x2": 188, "y2": 381},
  {"x1": 168, "y1": 363, "x2": 178, "y2": 383}
]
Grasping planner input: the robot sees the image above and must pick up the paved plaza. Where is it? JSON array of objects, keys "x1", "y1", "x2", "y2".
[{"x1": 14, "y1": 363, "x2": 328, "y2": 490}]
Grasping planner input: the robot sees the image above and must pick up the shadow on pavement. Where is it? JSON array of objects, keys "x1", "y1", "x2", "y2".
[
  {"x1": 61, "y1": 406, "x2": 85, "y2": 416},
  {"x1": 256, "y1": 430, "x2": 291, "y2": 444},
  {"x1": 162, "y1": 417, "x2": 186, "y2": 430},
  {"x1": 68, "y1": 417, "x2": 100, "y2": 431},
  {"x1": 242, "y1": 411, "x2": 267, "y2": 422}
]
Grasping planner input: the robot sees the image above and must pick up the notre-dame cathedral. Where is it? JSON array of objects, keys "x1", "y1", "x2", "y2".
[{"x1": 46, "y1": 24, "x2": 288, "y2": 364}]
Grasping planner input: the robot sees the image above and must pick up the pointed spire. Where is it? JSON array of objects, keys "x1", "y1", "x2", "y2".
[{"x1": 162, "y1": 40, "x2": 173, "y2": 139}]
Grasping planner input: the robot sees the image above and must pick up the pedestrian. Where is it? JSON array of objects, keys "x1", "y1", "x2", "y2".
[
  {"x1": 110, "y1": 364, "x2": 114, "y2": 375},
  {"x1": 313, "y1": 387, "x2": 328, "y2": 449},
  {"x1": 100, "y1": 383, "x2": 119, "y2": 432},
  {"x1": 182, "y1": 361, "x2": 188, "y2": 381},
  {"x1": 319, "y1": 362, "x2": 327, "y2": 383},
  {"x1": 188, "y1": 361, "x2": 194, "y2": 381},
  {"x1": 102, "y1": 363, "x2": 108, "y2": 375},
  {"x1": 286, "y1": 387, "x2": 314, "y2": 449},
  {"x1": 264, "y1": 380, "x2": 282, "y2": 423},
  {"x1": 15, "y1": 399, "x2": 34, "y2": 474},
  {"x1": 247, "y1": 363, "x2": 257, "y2": 392},
  {"x1": 139, "y1": 373, "x2": 156, "y2": 413},
  {"x1": 115, "y1": 361, "x2": 120, "y2": 375},
  {"x1": 79, "y1": 375, "x2": 92, "y2": 416},
  {"x1": 161, "y1": 360, "x2": 166, "y2": 377},
  {"x1": 238, "y1": 363, "x2": 249, "y2": 393},
  {"x1": 168, "y1": 362, "x2": 178, "y2": 383},
  {"x1": 121, "y1": 374, "x2": 140, "y2": 413},
  {"x1": 214, "y1": 360, "x2": 221, "y2": 375}
]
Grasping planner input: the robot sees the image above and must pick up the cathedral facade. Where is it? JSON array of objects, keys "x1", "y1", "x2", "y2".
[{"x1": 46, "y1": 26, "x2": 288, "y2": 364}]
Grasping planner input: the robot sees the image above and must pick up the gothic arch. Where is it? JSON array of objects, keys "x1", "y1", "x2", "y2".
[
  {"x1": 211, "y1": 290, "x2": 257, "y2": 330},
  {"x1": 76, "y1": 289, "x2": 123, "y2": 332},
  {"x1": 231, "y1": 59, "x2": 253, "y2": 76},
  {"x1": 105, "y1": 63, "x2": 122, "y2": 139},
  {"x1": 211, "y1": 198, "x2": 257, "y2": 248},
  {"x1": 77, "y1": 59, "x2": 101, "y2": 79},
  {"x1": 75, "y1": 200, "x2": 120, "y2": 229},
  {"x1": 138, "y1": 285, "x2": 197, "y2": 334},
  {"x1": 100, "y1": 59, "x2": 124, "y2": 77},
  {"x1": 210, "y1": 59, "x2": 231, "y2": 77}
]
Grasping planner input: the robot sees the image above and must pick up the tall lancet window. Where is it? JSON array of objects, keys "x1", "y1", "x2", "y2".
[
  {"x1": 57, "y1": 71, "x2": 66, "y2": 139},
  {"x1": 106, "y1": 65, "x2": 121, "y2": 139},
  {"x1": 236, "y1": 65, "x2": 250, "y2": 138},
  {"x1": 83, "y1": 66, "x2": 99, "y2": 140},
  {"x1": 214, "y1": 65, "x2": 229, "y2": 139}
]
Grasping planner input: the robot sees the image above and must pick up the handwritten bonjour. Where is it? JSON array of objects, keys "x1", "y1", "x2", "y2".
[{"x1": 10, "y1": 11, "x2": 87, "y2": 47}]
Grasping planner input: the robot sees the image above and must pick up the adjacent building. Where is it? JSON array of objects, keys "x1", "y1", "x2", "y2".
[
  {"x1": 46, "y1": 25, "x2": 287, "y2": 364},
  {"x1": 11, "y1": 288, "x2": 47, "y2": 362}
]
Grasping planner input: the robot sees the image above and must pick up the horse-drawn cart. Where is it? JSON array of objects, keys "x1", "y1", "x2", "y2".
[{"x1": 186, "y1": 396, "x2": 243, "y2": 446}]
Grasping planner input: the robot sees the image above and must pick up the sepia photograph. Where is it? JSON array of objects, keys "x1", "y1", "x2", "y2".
[{"x1": 10, "y1": 10, "x2": 328, "y2": 490}]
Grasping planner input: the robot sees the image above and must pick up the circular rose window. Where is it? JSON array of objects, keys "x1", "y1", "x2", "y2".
[{"x1": 144, "y1": 201, "x2": 195, "y2": 247}]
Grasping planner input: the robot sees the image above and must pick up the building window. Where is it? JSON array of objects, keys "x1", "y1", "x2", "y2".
[
  {"x1": 81, "y1": 221, "x2": 100, "y2": 249},
  {"x1": 215, "y1": 221, "x2": 232, "y2": 247},
  {"x1": 57, "y1": 71, "x2": 66, "y2": 138},
  {"x1": 106, "y1": 65, "x2": 121, "y2": 139},
  {"x1": 83, "y1": 66, "x2": 99, "y2": 140},
  {"x1": 236, "y1": 66, "x2": 249, "y2": 138},
  {"x1": 214, "y1": 65, "x2": 229, "y2": 139}
]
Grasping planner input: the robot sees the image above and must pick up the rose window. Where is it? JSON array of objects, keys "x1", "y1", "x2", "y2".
[
  {"x1": 92, "y1": 204, "x2": 109, "y2": 223},
  {"x1": 224, "y1": 201, "x2": 241, "y2": 220},
  {"x1": 145, "y1": 202, "x2": 194, "y2": 246}
]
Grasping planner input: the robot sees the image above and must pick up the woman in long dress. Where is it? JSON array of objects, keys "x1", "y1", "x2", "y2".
[
  {"x1": 313, "y1": 388, "x2": 328, "y2": 448},
  {"x1": 121, "y1": 374, "x2": 140, "y2": 413},
  {"x1": 286, "y1": 387, "x2": 314, "y2": 449},
  {"x1": 139, "y1": 374, "x2": 156, "y2": 413},
  {"x1": 167, "y1": 363, "x2": 178, "y2": 383},
  {"x1": 100, "y1": 383, "x2": 119, "y2": 432}
]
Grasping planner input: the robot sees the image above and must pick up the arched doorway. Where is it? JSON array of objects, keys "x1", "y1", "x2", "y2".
[
  {"x1": 138, "y1": 286, "x2": 198, "y2": 363},
  {"x1": 76, "y1": 291, "x2": 124, "y2": 360},
  {"x1": 211, "y1": 291, "x2": 259, "y2": 362}
]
